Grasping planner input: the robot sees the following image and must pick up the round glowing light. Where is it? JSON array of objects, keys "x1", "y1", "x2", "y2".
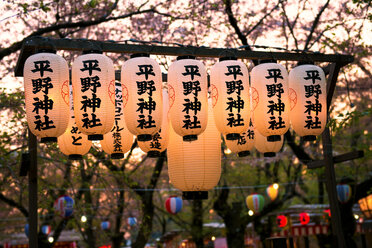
[
  {"x1": 81, "y1": 215, "x2": 87, "y2": 223},
  {"x1": 273, "y1": 183, "x2": 279, "y2": 190},
  {"x1": 354, "y1": 214, "x2": 359, "y2": 220},
  {"x1": 182, "y1": 242, "x2": 186, "y2": 247},
  {"x1": 248, "y1": 210, "x2": 254, "y2": 216},
  {"x1": 48, "y1": 237, "x2": 54, "y2": 243},
  {"x1": 211, "y1": 236, "x2": 216, "y2": 241}
]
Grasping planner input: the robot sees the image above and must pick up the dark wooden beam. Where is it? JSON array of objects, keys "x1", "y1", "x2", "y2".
[{"x1": 307, "y1": 150, "x2": 364, "y2": 169}]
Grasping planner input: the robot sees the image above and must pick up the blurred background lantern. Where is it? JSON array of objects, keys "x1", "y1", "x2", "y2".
[
  {"x1": 224, "y1": 119, "x2": 255, "y2": 157},
  {"x1": 277, "y1": 215, "x2": 288, "y2": 228},
  {"x1": 289, "y1": 63, "x2": 326, "y2": 141},
  {"x1": 254, "y1": 131, "x2": 283, "y2": 157},
  {"x1": 72, "y1": 51, "x2": 115, "y2": 141},
  {"x1": 246, "y1": 194, "x2": 265, "y2": 214},
  {"x1": 24, "y1": 224, "x2": 29, "y2": 238},
  {"x1": 41, "y1": 225, "x2": 51, "y2": 235},
  {"x1": 336, "y1": 184, "x2": 352, "y2": 204},
  {"x1": 101, "y1": 221, "x2": 111, "y2": 230},
  {"x1": 210, "y1": 57, "x2": 250, "y2": 140},
  {"x1": 251, "y1": 61, "x2": 289, "y2": 142},
  {"x1": 138, "y1": 89, "x2": 169, "y2": 157},
  {"x1": 165, "y1": 196, "x2": 183, "y2": 214},
  {"x1": 168, "y1": 56, "x2": 208, "y2": 142},
  {"x1": 266, "y1": 183, "x2": 279, "y2": 201},
  {"x1": 54, "y1": 195, "x2": 74, "y2": 218},
  {"x1": 121, "y1": 54, "x2": 163, "y2": 141},
  {"x1": 167, "y1": 100, "x2": 221, "y2": 200},
  {"x1": 100, "y1": 83, "x2": 134, "y2": 159},
  {"x1": 24, "y1": 51, "x2": 70, "y2": 143},
  {"x1": 359, "y1": 194, "x2": 372, "y2": 219},
  {"x1": 299, "y1": 212, "x2": 310, "y2": 225},
  {"x1": 58, "y1": 86, "x2": 92, "y2": 160},
  {"x1": 128, "y1": 217, "x2": 137, "y2": 226}
]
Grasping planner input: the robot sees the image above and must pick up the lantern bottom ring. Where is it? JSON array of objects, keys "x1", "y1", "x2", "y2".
[
  {"x1": 267, "y1": 135, "x2": 281, "y2": 142},
  {"x1": 111, "y1": 153, "x2": 124, "y2": 159},
  {"x1": 40, "y1": 137, "x2": 57, "y2": 143},
  {"x1": 226, "y1": 133, "x2": 240, "y2": 141},
  {"x1": 238, "y1": 151, "x2": 250, "y2": 157},
  {"x1": 264, "y1": 152, "x2": 276, "y2": 157},
  {"x1": 147, "y1": 151, "x2": 161, "y2": 158},
  {"x1": 183, "y1": 135, "x2": 198, "y2": 142},
  {"x1": 137, "y1": 134, "x2": 152, "y2": 142},
  {"x1": 303, "y1": 135, "x2": 316, "y2": 141},
  {"x1": 88, "y1": 134, "x2": 103, "y2": 141},
  {"x1": 68, "y1": 154, "x2": 83, "y2": 160},
  {"x1": 182, "y1": 191, "x2": 208, "y2": 200}
]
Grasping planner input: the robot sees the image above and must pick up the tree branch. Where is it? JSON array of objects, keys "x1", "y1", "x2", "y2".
[
  {"x1": 0, "y1": 192, "x2": 28, "y2": 217},
  {"x1": 285, "y1": 130, "x2": 313, "y2": 164}
]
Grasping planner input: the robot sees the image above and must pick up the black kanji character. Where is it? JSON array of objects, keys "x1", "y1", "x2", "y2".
[
  {"x1": 32, "y1": 77, "x2": 53, "y2": 94},
  {"x1": 81, "y1": 113, "x2": 102, "y2": 128},
  {"x1": 304, "y1": 116, "x2": 322, "y2": 129},
  {"x1": 267, "y1": 99, "x2": 285, "y2": 115},
  {"x1": 225, "y1": 65, "x2": 243, "y2": 80},
  {"x1": 182, "y1": 115, "x2": 201, "y2": 129},
  {"x1": 80, "y1": 94, "x2": 101, "y2": 112},
  {"x1": 137, "y1": 97, "x2": 156, "y2": 114},
  {"x1": 226, "y1": 80, "x2": 243, "y2": 95},
  {"x1": 304, "y1": 85, "x2": 322, "y2": 99},
  {"x1": 226, "y1": 96, "x2": 244, "y2": 113},
  {"x1": 137, "y1": 115, "x2": 156, "y2": 129},
  {"x1": 136, "y1": 65, "x2": 155, "y2": 80},
  {"x1": 237, "y1": 134, "x2": 246, "y2": 145},
  {"x1": 226, "y1": 113, "x2": 244, "y2": 127},
  {"x1": 266, "y1": 83, "x2": 283, "y2": 98},
  {"x1": 34, "y1": 115, "x2": 56, "y2": 131},
  {"x1": 182, "y1": 97, "x2": 201, "y2": 115},
  {"x1": 304, "y1": 70, "x2": 321, "y2": 84},
  {"x1": 247, "y1": 130, "x2": 254, "y2": 139},
  {"x1": 31, "y1": 60, "x2": 53, "y2": 77},
  {"x1": 182, "y1": 65, "x2": 201, "y2": 80},
  {"x1": 72, "y1": 136, "x2": 82, "y2": 145},
  {"x1": 80, "y1": 60, "x2": 101, "y2": 76},
  {"x1": 265, "y1": 69, "x2": 283, "y2": 83},
  {"x1": 183, "y1": 81, "x2": 201, "y2": 96},
  {"x1": 137, "y1": 80, "x2": 156, "y2": 96},
  {"x1": 268, "y1": 116, "x2": 286, "y2": 130},
  {"x1": 80, "y1": 76, "x2": 101, "y2": 93},
  {"x1": 32, "y1": 95, "x2": 54, "y2": 115},
  {"x1": 304, "y1": 99, "x2": 322, "y2": 115}
]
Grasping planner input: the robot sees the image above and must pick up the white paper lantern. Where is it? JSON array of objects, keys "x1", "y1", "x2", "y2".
[
  {"x1": 225, "y1": 119, "x2": 255, "y2": 157},
  {"x1": 138, "y1": 89, "x2": 169, "y2": 157},
  {"x1": 121, "y1": 54, "x2": 163, "y2": 142},
  {"x1": 289, "y1": 64, "x2": 326, "y2": 141},
  {"x1": 210, "y1": 58, "x2": 250, "y2": 140},
  {"x1": 167, "y1": 99, "x2": 221, "y2": 199},
  {"x1": 168, "y1": 56, "x2": 208, "y2": 142},
  {"x1": 100, "y1": 83, "x2": 134, "y2": 159},
  {"x1": 24, "y1": 52, "x2": 70, "y2": 142},
  {"x1": 251, "y1": 61, "x2": 289, "y2": 142},
  {"x1": 254, "y1": 131, "x2": 283, "y2": 157},
  {"x1": 72, "y1": 52, "x2": 115, "y2": 141}
]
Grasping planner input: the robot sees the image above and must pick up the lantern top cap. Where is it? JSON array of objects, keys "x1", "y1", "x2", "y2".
[
  {"x1": 259, "y1": 59, "x2": 277, "y2": 64},
  {"x1": 219, "y1": 56, "x2": 237, "y2": 62},
  {"x1": 130, "y1": 53, "x2": 150, "y2": 58},
  {"x1": 82, "y1": 49, "x2": 103, "y2": 54},
  {"x1": 296, "y1": 61, "x2": 315, "y2": 66},
  {"x1": 177, "y1": 55, "x2": 196, "y2": 60}
]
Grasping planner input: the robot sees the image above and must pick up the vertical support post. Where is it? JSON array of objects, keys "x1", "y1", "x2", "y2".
[
  {"x1": 323, "y1": 63, "x2": 346, "y2": 248},
  {"x1": 28, "y1": 129, "x2": 38, "y2": 247}
]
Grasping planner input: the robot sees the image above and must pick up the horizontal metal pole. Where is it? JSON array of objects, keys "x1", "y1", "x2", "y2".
[
  {"x1": 15, "y1": 36, "x2": 353, "y2": 77},
  {"x1": 307, "y1": 150, "x2": 364, "y2": 169}
]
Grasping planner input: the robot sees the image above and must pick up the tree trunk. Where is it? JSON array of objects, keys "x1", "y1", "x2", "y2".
[
  {"x1": 191, "y1": 199, "x2": 204, "y2": 248},
  {"x1": 132, "y1": 192, "x2": 154, "y2": 248}
]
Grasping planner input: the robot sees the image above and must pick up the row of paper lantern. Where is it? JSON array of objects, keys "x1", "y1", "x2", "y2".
[
  {"x1": 24, "y1": 52, "x2": 326, "y2": 146},
  {"x1": 25, "y1": 224, "x2": 51, "y2": 237},
  {"x1": 245, "y1": 184, "x2": 280, "y2": 214}
]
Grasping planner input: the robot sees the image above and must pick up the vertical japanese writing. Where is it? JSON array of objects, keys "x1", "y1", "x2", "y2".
[
  {"x1": 70, "y1": 124, "x2": 83, "y2": 146},
  {"x1": 265, "y1": 68, "x2": 286, "y2": 130},
  {"x1": 225, "y1": 65, "x2": 244, "y2": 127},
  {"x1": 150, "y1": 130, "x2": 162, "y2": 150},
  {"x1": 112, "y1": 86, "x2": 124, "y2": 152},
  {"x1": 31, "y1": 60, "x2": 56, "y2": 131},
  {"x1": 303, "y1": 70, "x2": 322, "y2": 129},
  {"x1": 80, "y1": 60, "x2": 102, "y2": 129},
  {"x1": 136, "y1": 64, "x2": 157, "y2": 129},
  {"x1": 181, "y1": 65, "x2": 202, "y2": 129}
]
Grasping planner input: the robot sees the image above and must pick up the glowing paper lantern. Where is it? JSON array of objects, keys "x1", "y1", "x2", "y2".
[
  {"x1": 210, "y1": 58, "x2": 250, "y2": 140},
  {"x1": 277, "y1": 215, "x2": 288, "y2": 228},
  {"x1": 266, "y1": 183, "x2": 279, "y2": 201},
  {"x1": 254, "y1": 131, "x2": 283, "y2": 157},
  {"x1": 224, "y1": 119, "x2": 255, "y2": 157},
  {"x1": 289, "y1": 64, "x2": 326, "y2": 141},
  {"x1": 41, "y1": 225, "x2": 51, "y2": 235},
  {"x1": 168, "y1": 56, "x2": 208, "y2": 141},
  {"x1": 54, "y1": 195, "x2": 74, "y2": 218},
  {"x1": 336, "y1": 184, "x2": 352, "y2": 204},
  {"x1": 24, "y1": 52, "x2": 70, "y2": 142},
  {"x1": 246, "y1": 194, "x2": 265, "y2": 214},
  {"x1": 101, "y1": 221, "x2": 111, "y2": 230},
  {"x1": 25, "y1": 224, "x2": 29, "y2": 237},
  {"x1": 121, "y1": 54, "x2": 163, "y2": 141},
  {"x1": 251, "y1": 61, "x2": 289, "y2": 142},
  {"x1": 167, "y1": 100, "x2": 221, "y2": 199},
  {"x1": 100, "y1": 83, "x2": 134, "y2": 159},
  {"x1": 299, "y1": 212, "x2": 310, "y2": 225},
  {"x1": 58, "y1": 87, "x2": 92, "y2": 160},
  {"x1": 128, "y1": 217, "x2": 137, "y2": 226},
  {"x1": 138, "y1": 89, "x2": 169, "y2": 157},
  {"x1": 165, "y1": 196, "x2": 183, "y2": 214},
  {"x1": 72, "y1": 52, "x2": 115, "y2": 140}
]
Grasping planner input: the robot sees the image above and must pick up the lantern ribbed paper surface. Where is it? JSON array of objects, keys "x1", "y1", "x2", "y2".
[
  {"x1": 24, "y1": 52, "x2": 70, "y2": 142},
  {"x1": 138, "y1": 89, "x2": 169, "y2": 157},
  {"x1": 168, "y1": 57, "x2": 208, "y2": 142},
  {"x1": 336, "y1": 184, "x2": 351, "y2": 203},
  {"x1": 100, "y1": 83, "x2": 134, "y2": 159},
  {"x1": 289, "y1": 64, "x2": 326, "y2": 141},
  {"x1": 210, "y1": 59, "x2": 250, "y2": 140},
  {"x1": 246, "y1": 194, "x2": 265, "y2": 213},
  {"x1": 121, "y1": 55, "x2": 163, "y2": 142},
  {"x1": 254, "y1": 131, "x2": 283, "y2": 157},
  {"x1": 167, "y1": 100, "x2": 221, "y2": 199},
  {"x1": 225, "y1": 119, "x2": 255, "y2": 157},
  {"x1": 72, "y1": 53, "x2": 115, "y2": 140},
  {"x1": 251, "y1": 62, "x2": 289, "y2": 141}
]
